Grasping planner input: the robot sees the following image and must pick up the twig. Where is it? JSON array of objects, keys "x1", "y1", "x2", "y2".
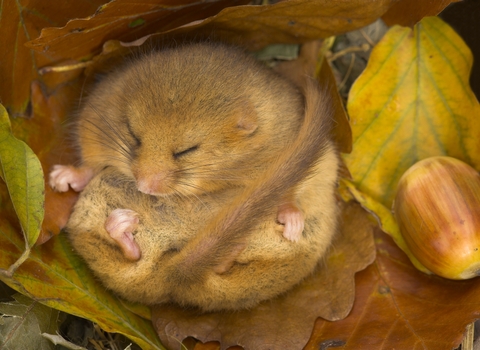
[
  {"x1": 359, "y1": 28, "x2": 376, "y2": 47},
  {"x1": 463, "y1": 322, "x2": 475, "y2": 350},
  {"x1": 337, "y1": 53, "x2": 356, "y2": 91},
  {"x1": 326, "y1": 43, "x2": 370, "y2": 62},
  {"x1": 39, "y1": 61, "x2": 91, "y2": 75}
]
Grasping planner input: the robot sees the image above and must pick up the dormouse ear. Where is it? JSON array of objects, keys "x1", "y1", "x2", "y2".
[{"x1": 236, "y1": 100, "x2": 258, "y2": 135}]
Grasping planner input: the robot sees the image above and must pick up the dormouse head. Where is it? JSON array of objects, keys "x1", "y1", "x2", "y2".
[
  {"x1": 78, "y1": 43, "x2": 295, "y2": 198},
  {"x1": 125, "y1": 95, "x2": 260, "y2": 197}
]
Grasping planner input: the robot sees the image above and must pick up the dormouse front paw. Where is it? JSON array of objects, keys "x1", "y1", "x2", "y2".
[
  {"x1": 277, "y1": 203, "x2": 305, "y2": 242},
  {"x1": 105, "y1": 208, "x2": 141, "y2": 261},
  {"x1": 49, "y1": 165, "x2": 94, "y2": 192}
]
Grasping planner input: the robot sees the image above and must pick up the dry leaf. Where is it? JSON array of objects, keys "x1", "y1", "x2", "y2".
[
  {"x1": 306, "y1": 227, "x2": 480, "y2": 350},
  {"x1": 26, "y1": 0, "x2": 250, "y2": 61},
  {"x1": 27, "y1": 0, "x2": 399, "y2": 70},
  {"x1": 153, "y1": 201, "x2": 376, "y2": 350},
  {"x1": 382, "y1": 0, "x2": 460, "y2": 27},
  {"x1": 0, "y1": 294, "x2": 60, "y2": 350},
  {"x1": 0, "y1": 0, "x2": 106, "y2": 116},
  {"x1": 154, "y1": 0, "x2": 397, "y2": 51}
]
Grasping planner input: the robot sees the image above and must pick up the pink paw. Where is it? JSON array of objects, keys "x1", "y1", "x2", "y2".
[
  {"x1": 277, "y1": 204, "x2": 304, "y2": 242},
  {"x1": 49, "y1": 165, "x2": 94, "y2": 192},
  {"x1": 105, "y1": 209, "x2": 141, "y2": 261}
]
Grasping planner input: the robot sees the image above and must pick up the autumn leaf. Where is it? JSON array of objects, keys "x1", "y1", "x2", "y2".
[
  {"x1": 0, "y1": 293, "x2": 59, "y2": 350},
  {"x1": 306, "y1": 227, "x2": 480, "y2": 350},
  {"x1": 26, "y1": 0, "x2": 400, "y2": 74},
  {"x1": 26, "y1": 0, "x2": 251, "y2": 62},
  {"x1": 0, "y1": 104, "x2": 44, "y2": 248},
  {"x1": 153, "y1": 0, "x2": 397, "y2": 51},
  {"x1": 0, "y1": 0, "x2": 107, "y2": 116},
  {"x1": 342, "y1": 16, "x2": 480, "y2": 266},
  {"x1": 382, "y1": 0, "x2": 460, "y2": 27}
]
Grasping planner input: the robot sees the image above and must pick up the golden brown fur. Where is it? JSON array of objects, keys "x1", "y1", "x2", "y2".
[
  {"x1": 74, "y1": 43, "x2": 305, "y2": 196},
  {"x1": 60, "y1": 43, "x2": 339, "y2": 310}
]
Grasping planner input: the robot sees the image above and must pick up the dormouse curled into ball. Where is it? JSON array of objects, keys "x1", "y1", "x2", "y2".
[
  {"x1": 65, "y1": 79, "x2": 339, "y2": 311},
  {"x1": 50, "y1": 43, "x2": 316, "y2": 241},
  {"x1": 52, "y1": 42, "x2": 339, "y2": 310}
]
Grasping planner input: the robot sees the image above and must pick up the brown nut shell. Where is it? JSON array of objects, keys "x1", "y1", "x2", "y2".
[{"x1": 394, "y1": 156, "x2": 480, "y2": 280}]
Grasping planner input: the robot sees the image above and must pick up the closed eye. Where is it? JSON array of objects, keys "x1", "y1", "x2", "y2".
[
  {"x1": 125, "y1": 119, "x2": 141, "y2": 147},
  {"x1": 173, "y1": 145, "x2": 199, "y2": 159}
]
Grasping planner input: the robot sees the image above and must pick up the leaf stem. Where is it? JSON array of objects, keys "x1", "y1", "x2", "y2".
[{"x1": 0, "y1": 248, "x2": 31, "y2": 278}]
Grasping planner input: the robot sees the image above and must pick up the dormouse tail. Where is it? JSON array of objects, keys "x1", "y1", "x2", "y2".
[{"x1": 165, "y1": 78, "x2": 335, "y2": 286}]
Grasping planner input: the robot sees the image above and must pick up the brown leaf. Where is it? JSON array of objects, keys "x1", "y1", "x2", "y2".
[
  {"x1": 381, "y1": 0, "x2": 460, "y2": 27},
  {"x1": 0, "y1": 0, "x2": 106, "y2": 116},
  {"x1": 0, "y1": 294, "x2": 60, "y2": 349},
  {"x1": 27, "y1": 0, "x2": 397, "y2": 68},
  {"x1": 306, "y1": 227, "x2": 480, "y2": 350},
  {"x1": 152, "y1": 201, "x2": 376, "y2": 350},
  {"x1": 156, "y1": 0, "x2": 397, "y2": 52},
  {"x1": 26, "y1": 0, "x2": 251, "y2": 62}
]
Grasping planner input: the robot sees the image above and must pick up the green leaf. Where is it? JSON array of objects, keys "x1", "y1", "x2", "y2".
[{"x1": 0, "y1": 104, "x2": 44, "y2": 247}]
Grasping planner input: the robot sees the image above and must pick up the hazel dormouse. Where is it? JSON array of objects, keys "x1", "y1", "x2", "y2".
[{"x1": 52, "y1": 43, "x2": 340, "y2": 310}]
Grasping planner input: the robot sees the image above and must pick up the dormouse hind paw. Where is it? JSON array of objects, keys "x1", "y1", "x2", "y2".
[
  {"x1": 105, "y1": 209, "x2": 141, "y2": 261},
  {"x1": 277, "y1": 203, "x2": 305, "y2": 242},
  {"x1": 49, "y1": 165, "x2": 94, "y2": 192}
]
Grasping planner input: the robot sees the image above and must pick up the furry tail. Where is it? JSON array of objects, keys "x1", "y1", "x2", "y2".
[{"x1": 165, "y1": 78, "x2": 334, "y2": 286}]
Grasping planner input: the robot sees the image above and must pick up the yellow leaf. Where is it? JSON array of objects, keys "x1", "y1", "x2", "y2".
[
  {"x1": 0, "y1": 104, "x2": 44, "y2": 248},
  {"x1": 343, "y1": 16, "x2": 480, "y2": 208}
]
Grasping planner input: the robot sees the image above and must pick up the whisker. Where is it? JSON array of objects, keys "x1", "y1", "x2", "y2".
[
  {"x1": 79, "y1": 135, "x2": 132, "y2": 160},
  {"x1": 82, "y1": 155, "x2": 132, "y2": 166},
  {"x1": 175, "y1": 182, "x2": 210, "y2": 211},
  {"x1": 87, "y1": 103, "x2": 133, "y2": 152},
  {"x1": 81, "y1": 119, "x2": 132, "y2": 160}
]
